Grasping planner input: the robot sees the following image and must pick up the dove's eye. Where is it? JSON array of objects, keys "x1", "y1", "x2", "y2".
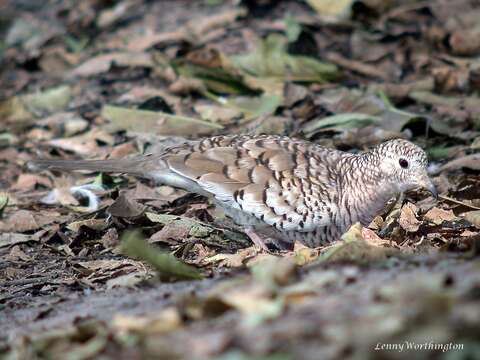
[{"x1": 399, "y1": 158, "x2": 409, "y2": 169}]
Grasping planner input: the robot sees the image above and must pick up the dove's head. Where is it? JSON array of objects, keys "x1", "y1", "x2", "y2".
[{"x1": 373, "y1": 139, "x2": 437, "y2": 198}]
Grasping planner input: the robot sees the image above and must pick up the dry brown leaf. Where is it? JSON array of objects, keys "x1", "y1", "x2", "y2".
[
  {"x1": 38, "y1": 46, "x2": 79, "y2": 76},
  {"x1": 116, "y1": 86, "x2": 180, "y2": 106},
  {"x1": 0, "y1": 233, "x2": 35, "y2": 248},
  {"x1": 36, "y1": 112, "x2": 89, "y2": 137},
  {"x1": 1, "y1": 210, "x2": 39, "y2": 232},
  {"x1": 399, "y1": 203, "x2": 422, "y2": 232},
  {"x1": 188, "y1": 243, "x2": 214, "y2": 265},
  {"x1": 112, "y1": 308, "x2": 181, "y2": 335},
  {"x1": 203, "y1": 247, "x2": 259, "y2": 268},
  {"x1": 460, "y1": 229, "x2": 478, "y2": 237},
  {"x1": 67, "y1": 219, "x2": 109, "y2": 232},
  {"x1": 368, "y1": 215, "x2": 384, "y2": 230},
  {"x1": 78, "y1": 259, "x2": 141, "y2": 273},
  {"x1": 424, "y1": 207, "x2": 458, "y2": 225},
  {"x1": 439, "y1": 153, "x2": 480, "y2": 173},
  {"x1": 109, "y1": 142, "x2": 137, "y2": 159},
  {"x1": 319, "y1": 223, "x2": 396, "y2": 263},
  {"x1": 449, "y1": 27, "x2": 480, "y2": 56},
  {"x1": 432, "y1": 66, "x2": 470, "y2": 93},
  {"x1": 7, "y1": 245, "x2": 32, "y2": 261},
  {"x1": 1, "y1": 209, "x2": 62, "y2": 233},
  {"x1": 293, "y1": 242, "x2": 320, "y2": 265},
  {"x1": 149, "y1": 224, "x2": 190, "y2": 246},
  {"x1": 361, "y1": 227, "x2": 391, "y2": 246},
  {"x1": 145, "y1": 187, "x2": 188, "y2": 209},
  {"x1": 128, "y1": 182, "x2": 163, "y2": 201},
  {"x1": 184, "y1": 8, "x2": 246, "y2": 41},
  {"x1": 217, "y1": 285, "x2": 277, "y2": 316},
  {"x1": 334, "y1": 126, "x2": 410, "y2": 148},
  {"x1": 101, "y1": 228, "x2": 119, "y2": 249},
  {"x1": 126, "y1": 30, "x2": 187, "y2": 52},
  {"x1": 71, "y1": 52, "x2": 153, "y2": 77},
  {"x1": 462, "y1": 210, "x2": 480, "y2": 227},
  {"x1": 169, "y1": 77, "x2": 206, "y2": 95},
  {"x1": 306, "y1": 0, "x2": 354, "y2": 22},
  {"x1": 96, "y1": 0, "x2": 137, "y2": 28},
  {"x1": 108, "y1": 193, "x2": 146, "y2": 218},
  {"x1": 106, "y1": 271, "x2": 148, "y2": 289},
  {"x1": 12, "y1": 174, "x2": 52, "y2": 191},
  {"x1": 46, "y1": 128, "x2": 114, "y2": 156},
  {"x1": 25, "y1": 128, "x2": 53, "y2": 141}
]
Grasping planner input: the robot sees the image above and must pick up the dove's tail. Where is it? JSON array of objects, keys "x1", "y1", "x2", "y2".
[{"x1": 27, "y1": 158, "x2": 150, "y2": 177}]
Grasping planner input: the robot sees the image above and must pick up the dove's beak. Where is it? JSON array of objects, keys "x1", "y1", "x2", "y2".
[{"x1": 418, "y1": 175, "x2": 437, "y2": 199}]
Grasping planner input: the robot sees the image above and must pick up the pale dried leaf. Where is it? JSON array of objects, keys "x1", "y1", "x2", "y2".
[
  {"x1": 0, "y1": 233, "x2": 35, "y2": 248},
  {"x1": 112, "y1": 308, "x2": 181, "y2": 334},
  {"x1": 399, "y1": 203, "x2": 422, "y2": 232},
  {"x1": 71, "y1": 52, "x2": 153, "y2": 77},
  {"x1": 462, "y1": 210, "x2": 480, "y2": 227},
  {"x1": 424, "y1": 207, "x2": 458, "y2": 225}
]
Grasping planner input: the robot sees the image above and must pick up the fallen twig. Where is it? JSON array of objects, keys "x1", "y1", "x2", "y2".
[{"x1": 439, "y1": 195, "x2": 480, "y2": 210}]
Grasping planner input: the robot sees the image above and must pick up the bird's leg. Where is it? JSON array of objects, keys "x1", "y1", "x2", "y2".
[{"x1": 244, "y1": 226, "x2": 271, "y2": 252}]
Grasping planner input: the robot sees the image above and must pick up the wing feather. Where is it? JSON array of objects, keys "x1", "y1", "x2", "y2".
[{"x1": 161, "y1": 137, "x2": 336, "y2": 232}]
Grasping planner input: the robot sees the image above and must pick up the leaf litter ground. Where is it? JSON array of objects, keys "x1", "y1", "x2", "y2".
[{"x1": 0, "y1": 0, "x2": 480, "y2": 359}]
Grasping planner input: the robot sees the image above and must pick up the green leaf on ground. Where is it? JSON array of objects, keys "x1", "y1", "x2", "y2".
[
  {"x1": 409, "y1": 90, "x2": 480, "y2": 133},
  {"x1": 101, "y1": 105, "x2": 223, "y2": 136},
  {"x1": 175, "y1": 62, "x2": 256, "y2": 95},
  {"x1": 232, "y1": 34, "x2": 338, "y2": 84},
  {"x1": 120, "y1": 230, "x2": 203, "y2": 281},
  {"x1": 303, "y1": 88, "x2": 425, "y2": 138},
  {"x1": 0, "y1": 85, "x2": 71, "y2": 124},
  {"x1": 302, "y1": 112, "x2": 381, "y2": 135}
]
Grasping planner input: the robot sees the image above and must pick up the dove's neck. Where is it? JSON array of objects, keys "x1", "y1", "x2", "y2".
[{"x1": 338, "y1": 151, "x2": 399, "y2": 228}]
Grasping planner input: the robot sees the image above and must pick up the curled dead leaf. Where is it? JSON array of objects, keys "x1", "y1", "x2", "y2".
[
  {"x1": 461, "y1": 210, "x2": 480, "y2": 227},
  {"x1": 67, "y1": 219, "x2": 109, "y2": 233},
  {"x1": 112, "y1": 308, "x2": 181, "y2": 335},
  {"x1": 399, "y1": 203, "x2": 422, "y2": 233},
  {"x1": 7, "y1": 245, "x2": 32, "y2": 262},
  {"x1": 293, "y1": 242, "x2": 320, "y2": 265},
  {"x1": 424, "y1": 207, "x2": 458, "y2": 225},
  {"x1": 108, "y1": 193, "x2": 146, "y2": 218},
  {"x1": 319, "y1": 223, "x2": 396, "y2": 264},
  {"x1": 0, "y1": 233, "x2": 35, "y2": 248},
  {"x1": 1, "y1": 210, "x2": 39, "y2": 232},
  {"x1": 12, "y1": 174, "x2": 52, "y2": 191}
]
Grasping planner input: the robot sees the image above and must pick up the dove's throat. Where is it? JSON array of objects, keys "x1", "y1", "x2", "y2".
[{"x1": 338, "y1": 153, "x2": 399, "y2": 229}]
